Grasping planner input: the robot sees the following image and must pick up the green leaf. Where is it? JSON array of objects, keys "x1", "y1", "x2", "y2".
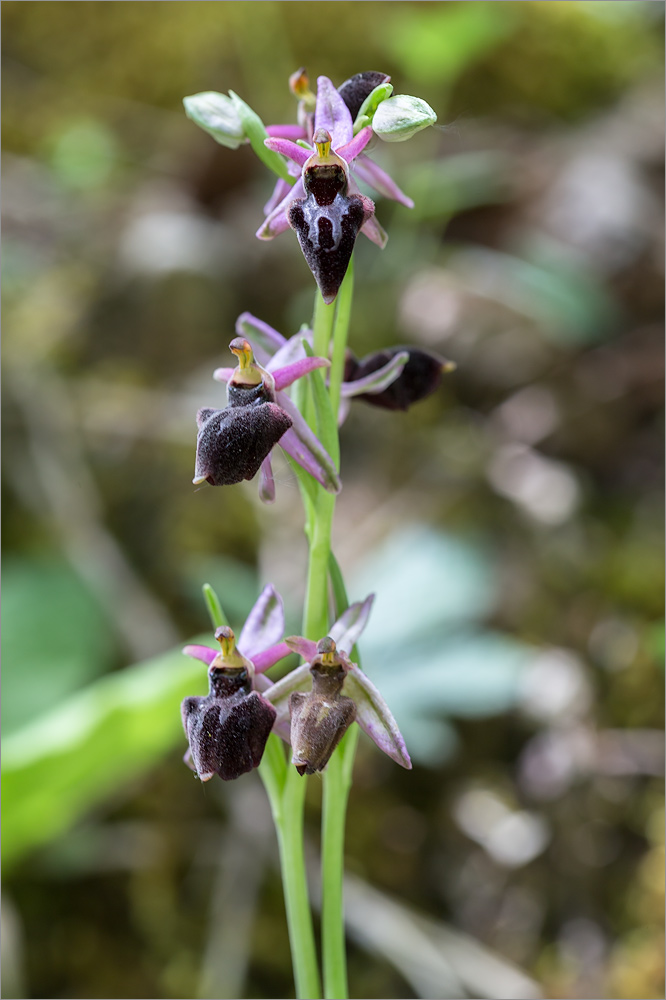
[
  {"x1": 228, "y1": 90, "x2": 292, "y2": 182},
  {"x1": 2, "y1": 641, "x2": 208, "y2": 869},
  {"x1": 202, "y1": 582, "x2": 228, "y2": 629},
  {"x1": 352, "y1": 82, "x2": 394, "y2": 135},
  {"x1": 2, "y1": 557, "x2": 117, "y2": 735}
]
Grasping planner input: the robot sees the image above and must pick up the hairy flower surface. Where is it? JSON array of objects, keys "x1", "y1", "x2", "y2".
[
  {"x1": 264, "y1": 595, "x2": 412, "y2": 771},
  {"x1": 195, "y1": 336, "x2": 340, "y2": 501}
]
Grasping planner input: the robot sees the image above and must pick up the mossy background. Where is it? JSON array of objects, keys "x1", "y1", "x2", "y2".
[{"x1": 2, "y1": 3, "x2": 664, "y2": 999}]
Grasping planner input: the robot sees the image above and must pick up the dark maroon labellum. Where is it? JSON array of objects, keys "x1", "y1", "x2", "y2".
[
  {"x1": 181, "y1": 667, "x2": 277, "y2": 781},
  {"x1": 289, "y1": 639, "x2": 356, "y2": 775},
  {"x1": 194, "y1": 391, "x2": 292, "y2": 486},
  {"x1": 288, "y1": 187, "x2": 366, "y2": 304},
  {"x1": 337, "y1": 71, "x2": 391, "y2": 120},
  {"x1": 347, "y1": 347, "x2": 447, "y2": 411}
]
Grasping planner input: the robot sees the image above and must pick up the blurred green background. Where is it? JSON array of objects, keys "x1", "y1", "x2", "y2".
[{"x1": 2, "y1": 2, "x2": 664, "y2": 998}]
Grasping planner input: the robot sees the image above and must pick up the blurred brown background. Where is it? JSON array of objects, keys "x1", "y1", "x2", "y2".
[{"x1": 2, "y1": 3, "x2": 664, "y2": 999}]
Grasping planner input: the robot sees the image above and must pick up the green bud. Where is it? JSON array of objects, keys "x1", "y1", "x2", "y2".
[
  {"x1": 352, "y1": 82, "x2": 394, "y2": 136},
  {"x1": 183, "y1": 92, "x2": 246, "y2": 149},
  {"x1": 372, "y1": 94, "x2": 437, "y2": 143}
]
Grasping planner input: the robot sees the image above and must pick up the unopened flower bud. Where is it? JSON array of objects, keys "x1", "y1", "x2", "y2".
[
  {"x1": 183, "y1": 92, "x2": 246, "y2": 149},
  {"x1": 181, "y1": 627, "x2": 277, "y2": 782},
  {"x1": 372, "y1": 94, "x2": 437, "y2": 143},
  {"x1": 289, "y1": 637, "x2": 356, "y2": 775}
]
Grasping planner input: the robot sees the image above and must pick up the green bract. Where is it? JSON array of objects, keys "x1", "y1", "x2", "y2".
[
  {"x1": 183, "y1": 91, "x2": 246, "y2": 149},
  {"x1": 372, "y1": 94, "x2": 437, "y2": 143},
  {"x1": 352, "y1": 81, "x2": 394, "y2": 135}
]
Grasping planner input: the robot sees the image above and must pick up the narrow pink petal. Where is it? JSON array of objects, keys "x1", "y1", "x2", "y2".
[
  {"x1": 266, "y1": 124, "x2": 307, "y2": 141},
  {"x1": 285, "y1": 635, "x2": 318, "y2": 661},
  {"x1": 264, "y1": 136, "x2": 311, "y2": 167},
  {"x1": 239, "y1": 584, "x2": 285, "y2": 660},
  {"x1": 277, "y1": 397, "x2": 341, "y2": 493},
  {"x1": 273, "y1": 356, "x2": 330, "y2": 391},
  {"x1": 256, "y1": 208, "x2": 291, "y2": 240},
  {"x1": 258, "y1": 455, "x2": 276, "y2": 504},
  {"x1": 252, "y1": 641, "x2": 292, "y2": 673},
  {"x1": 212, "y1": 366, "x2": 234, "y2": 383},
  {"x1": 256, "y1": 177, "x2": 305, "y2": 240},
  {"x1": 336, "y1": 126, "x2": 373, "y2": 164},
  {"x1": 267, "y1": 332, "x2": 311, "y2": 373},
  {"x1": 360, "y1": 214, "x2": 388, "y2": 248},
  {"x1": 183, "y1": 644, "x2": 217, "y2": 666},
  {"x1": 315, "y1": 76, "x2": 353, "y2": 147},
  {"x1": 264, "y1": 177, "x2": 292, "y2": 216},
  {"x1": 353, "y1": 155, "x2": 414, "y2": 208}
]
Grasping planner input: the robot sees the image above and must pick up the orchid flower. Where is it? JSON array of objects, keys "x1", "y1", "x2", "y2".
[
  {"x1": 194, "y1": 335, "x2": 340, "y2": 502},
  {"x1": 265, "y1": 594, "x2": 412, "y2": 772},
  {"x1": 181, "y1": 585, "x2": 293, "y2": 781},
  {"x1": 259, "y1": 75, "x2": 417, "y2": 301}
]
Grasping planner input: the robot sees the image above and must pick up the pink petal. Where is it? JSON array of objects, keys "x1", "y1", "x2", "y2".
[
  {"x1": 252, "y1": 641, "x2": 292, "y2": 673},
  {"x1": 336, "y1": 126, "x2": 373, "y2": 164},
  {"x1": 258, "y1": 455, "x2": 276, "y2": 504},
  {"x1": 256, "y1": 177, "x2": 305, "y2": 240},
  {"x1": 266, "y1": 124, "x2": 308, "y2": 141},
  {"x1": 315, "y1": 76, "x2": 353, "y2": 148},
  {"x1": 272, "y1": 356, "x2": 330, "y2": 391},
  {"x1": 285, "y1": 635, "x2": 318, "y2": 661},
  {"x1": 360, "y1": 214, "x2": 388, "y2": 249},
  {"x1": 264, "y1": 136, "x2": 311, "y2": 167},
  {"x1": 212, "y1": 366, "x2": 234, "y2": 383},
  {"x1": 352, "y1": 155, "x2": 414, "y2": 208},
  {"x1": 264, "y1": 177, "x2": 292, "y2": 216},
  {"x1": 277, "y1": 396, "x2": 341, "y2": 493},
  {"x1": 183, "y1": 644, "x2": 217, "y2": 666},
  {"x1": 267, "y1": 332, "x2": 311, "y2": 373}
]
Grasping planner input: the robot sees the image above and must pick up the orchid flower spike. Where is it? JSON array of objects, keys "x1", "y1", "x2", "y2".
[
  {"x1": 260, "y1": 74, "x2": 418, "y2": 301},
  {"x1": 263, "y1": 594, "x2": 412, "y2": 772},
  {"x1": 195, "y1": 334, "x2": 340, "y2": 502},
  {"x1": 182, "y1": 585, "x2": 293, "y2": 781}
]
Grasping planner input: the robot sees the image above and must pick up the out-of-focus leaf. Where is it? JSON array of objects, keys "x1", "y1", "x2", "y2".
[
  {"x1": 2, "y1": 641, "x2": 209, "y2": 869},
  {"x1": 351, "y1": 528, "x2": 534, "y2": 766},
  {"x1": 382, "y1": 2, "x2": 518, "y2": 86},
  {"x1": 351, "y1": 526, "x2": 496, "y2": 646},
  {"x1": 2, "y1": 557, "x2": 118, "y2": 735},
  {"x1": 405, "y1": 153, "x2": 514, "y2": 221},
  {"x1": 448, "y1": 242, "x2": 617, "y2": 345}
]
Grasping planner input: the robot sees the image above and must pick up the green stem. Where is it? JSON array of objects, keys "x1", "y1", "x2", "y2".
[{"x1": 276, "y1": 770, "x2": 320, "y2": 1000}]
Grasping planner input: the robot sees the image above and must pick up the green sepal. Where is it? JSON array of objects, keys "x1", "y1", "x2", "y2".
[
  {"x1": 352, "y1": 82, "x2": 394, "y2": 135},
  {"x1": 228, "y1": 90, "x2": 292, "y2": 182}
]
